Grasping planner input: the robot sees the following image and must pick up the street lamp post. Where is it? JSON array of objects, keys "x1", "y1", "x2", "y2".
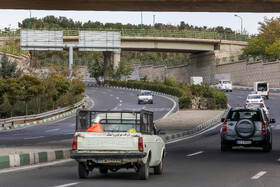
[
  {"x1": 153, "y1": 15, "x2": 155, "y2": 28},
  {"x1": 234, "y1": 14, "x2": 243, "y2": 35},
  {"x1": 141, "y1": 12, "x2": 143, "y2": 31},
  {"x1": 29, "y1": 10, "x2": 32, "y2": 29}
]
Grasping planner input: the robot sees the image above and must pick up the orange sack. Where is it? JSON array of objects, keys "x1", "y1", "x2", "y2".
[{"x1": 86, "y1": 122, "x2": 104, "y2": 132}]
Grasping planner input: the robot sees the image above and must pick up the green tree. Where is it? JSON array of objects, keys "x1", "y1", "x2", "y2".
[
  {"x1": 265, "y1": 39, "x2": 280, "y2": 60},
  {"x1": 69, "y1": 79, "x2": 86, "y2": 96},
  {"x1": 258, "y1": 17, "x2": 280, "y2": 45},
  {"x1": 5, "y1": 79, "x2": 21, "y2": 116},
  {"x1": 87, "y1": 58, "x2": 104, "y2": 85},
  {"x1": 45, "y1": 75, "x2": 70, "y2": 109},
  {"x1": 18, "y1": 75, "x2": 45, "y2": 115},
  {"x1": 110, "y1": 61, "x2": 134, "y2": 81},
  {"x1": 0, "y1": 78, "x2": 7, "y2": 105},
  {"x1": 242, "y1": 37, "x2": 266, "y2": 58},
  {"x1": 0, "y1": 53, "x2": 22, "y2": 79}
]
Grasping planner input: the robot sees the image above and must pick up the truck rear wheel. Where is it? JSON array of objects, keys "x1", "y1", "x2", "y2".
[
  {"x1": 138, "y1": 159, "x2": 150, "y2": 180},
  {"x1": 154, "y1": 159, "x2": 163, "y2": 175},
  {"x1": 78, "y1": 162, "x2": 89, "y2": 178}
]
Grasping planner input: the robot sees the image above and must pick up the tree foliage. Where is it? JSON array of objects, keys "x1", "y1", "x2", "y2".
[
  {"x1": 0, "y1": 53, "x2": 22, "y2": 79},
  {"x1": 87, "y1": 58, "x2": 104, "y2": 85},
  {"x1": 242, "y1": 17, "x2": 280, "y2": 61}
]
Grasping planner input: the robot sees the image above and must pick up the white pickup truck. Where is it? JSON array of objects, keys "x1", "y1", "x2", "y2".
[{"x1": 70, "y1": 109, "x2": 166, "y2": 180}]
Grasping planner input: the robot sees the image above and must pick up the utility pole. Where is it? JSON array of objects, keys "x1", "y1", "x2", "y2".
[{"x1": 29, "y1": 10, "x2": 32, "y2": 29}]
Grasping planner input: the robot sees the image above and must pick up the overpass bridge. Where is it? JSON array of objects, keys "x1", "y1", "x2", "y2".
[{"x1": 1, "y1": 0, "x2": 280, "y2": 12}]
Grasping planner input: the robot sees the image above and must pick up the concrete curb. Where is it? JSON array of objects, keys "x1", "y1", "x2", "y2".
[
  {"x1": 163, "y1": 109, "x2": 227, "y2": 142},
  {"x1": 0, "y1": 149, "x2": 71, "y2": 169}
]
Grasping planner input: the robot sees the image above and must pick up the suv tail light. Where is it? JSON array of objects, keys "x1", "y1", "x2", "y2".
[
  {"x1": 246, "y1": 100, "x2": 249, "y2": 103},
  {"x1": 72, "y1": 136, "x2": 77, "y2": 150},
  {"x1": 221, "y1": 84, "x2": 223, "y2": 87},
  {"x1": 256, "y1": 91, "x2": 258, "y2": 94},
  {"x1": 260, "y1": 99, "x2": 263, "y2": 102},
  {"x1": 268, "y1": 91, "x2": 269, "y2": 95},
  {"x1": 222, "y1": 121, "x2": 227, "y2": 134},
  {"x1": 138, "y1": 137, "x2": 144, "y2": 152},
  {"x1": 261, "y1": 121, "x2": 266, "y2": 134}
]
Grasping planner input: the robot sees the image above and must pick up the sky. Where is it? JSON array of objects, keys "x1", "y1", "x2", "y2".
[{"x1": 1, "y1": 9, "x2": 280, "y2": 35}]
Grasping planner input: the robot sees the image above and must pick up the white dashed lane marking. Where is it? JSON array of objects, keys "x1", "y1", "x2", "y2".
[
  {"x1": 110, "y1": 94, "x2": 113, "y2": 97},
  {"x1": 45, "y1": 128, "x2": 60, "y2": 133},
  {"x1": 53, "y1": 182, "x2": 80, "y2": 187},
  {"x1": 270, "y1": 97, "x2": 276, "y2": 100},
  {"x1": 120, "y1": 100, "x2": 122, "y2": 103},
  {"x1": 275, "y1": 125, "x2": 280, "y2": 129},
  {"x1": 187, "y1": 151, "x2": 204, "y2": 157},
  {"x1": 24, "y1": 136, "x2": 44, "y2": 140},
  {"x1": 130, "y1": 94, "x2": 134, "y2": 96},
  {"x1": 251, "y1": 171, "x2": 267, "y2": 179},
  {"x1": 116, "y1": 97, "x2": 119, "y2": 100}
]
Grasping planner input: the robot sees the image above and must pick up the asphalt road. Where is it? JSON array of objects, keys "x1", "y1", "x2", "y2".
[
  {"x1": 0, "y1": 87, "x2": 178, "y2": 147},
  {"x1": 1, "y1": 89, "x2": 280, "y2": 187}
]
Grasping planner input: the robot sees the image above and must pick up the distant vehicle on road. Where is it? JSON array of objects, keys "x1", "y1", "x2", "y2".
[
  {"x1": 216, "y1": 80, "x2": 232, "y2": 92},
  {"x1": 254, "y1": 81, "x2": 269, "y2": 99},
  {"x1": 246, "y1": 94, "x2": 264, "y2": 105},
  {"x1": 190, "y1": 76, "x2": 203, "y2": 85},
  {"x1": 138, "y1": 90, "x2": 153, "y2": 104},
  {"x1": 246, "y1": 102, "x2": 269, "y2": 117},
  {"x1": 220, "y1": 107, "x2": 275, "y2": 152},
  {"x1": 71, "y1": 109, "x2": 166, "y2": 180}
]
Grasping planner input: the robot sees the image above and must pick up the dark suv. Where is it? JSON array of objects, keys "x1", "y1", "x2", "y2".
[{"x1": 220, "y1": 107, "x2": 275, "y2": 152}]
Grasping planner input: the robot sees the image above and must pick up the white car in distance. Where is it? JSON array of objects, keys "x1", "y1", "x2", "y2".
[
  {"x1": 216, "y1": 80, "x2": 232, "y2": 92},
  {"x1": 246, "y1": 102, "x2": 269, "y2": 117},
  {"x1": 246, "y1": 94, "x2": 264, "y2": 105},
  {"x1": 138, "y1": 90, "x2": 153, "y2": 104}
]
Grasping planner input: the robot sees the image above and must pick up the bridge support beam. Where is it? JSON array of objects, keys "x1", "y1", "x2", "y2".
[
  {"x1": 113, "y1": 51, "x2": 121, "y2": 70},
  {"x1": 103, "y1": 51, "x2": 112, "y2": 81}
]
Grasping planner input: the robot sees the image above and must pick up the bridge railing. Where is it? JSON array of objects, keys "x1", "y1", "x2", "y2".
[{"x1": 0, "y1": 28, "x2": 250, "y2": 42}]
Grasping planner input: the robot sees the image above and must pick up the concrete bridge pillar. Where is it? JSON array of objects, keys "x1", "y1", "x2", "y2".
[
  {"x1": 113, "y1": 51, "x2": 121, "y2": 70},
  {"x1": 103, "y1": 51, "x2": 112, "y2": 81}
]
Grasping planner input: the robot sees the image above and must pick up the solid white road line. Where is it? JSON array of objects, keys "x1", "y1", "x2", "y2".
[
  {"x1": 53, "y1": 183, "x2": 80, "y2": 187},
  {"x1": 187, "y1": 151, "x2": 204, "y2": 157},
  {"x1": 251, "y1": 171, "x2": 267, "y2": 179},
  {"x1": 159, "y1": 95, "x2": 177, "y2": 119},
  {"x1": 24, "y1": 136, "x2": 44, "y2": 140},
  {"x1": 45, "y1": 128, "x2": 60, "y2": 133},
  {"x1": 166, "y1": 123, "x2": 222, "y2": 145}
]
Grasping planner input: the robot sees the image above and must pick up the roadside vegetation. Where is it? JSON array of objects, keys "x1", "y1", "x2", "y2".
[
  {"x1": 240, "y1": 17, "x2": 280, "y2": 61},
  {"x1": 0, "y1": 53, "x2": 86, "y2": 119},
  {"x1": 108, "y1": 77, "x2": 227, "y2": 110}
]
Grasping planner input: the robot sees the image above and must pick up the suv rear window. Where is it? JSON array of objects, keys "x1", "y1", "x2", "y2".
[
  {"x1": 227, "y1": 110, "x2": 261, "y2": 121},
  {"x1": 223, "y1": 81, "x2": 231, "y2": 84}
]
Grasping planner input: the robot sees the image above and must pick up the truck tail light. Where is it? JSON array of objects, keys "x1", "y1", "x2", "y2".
[
  {"x1": 260, "y1": 99, "x2": 263, "y2": 102},
  {"x1": 246, "y1": 100, "x2": 249, "y2": 103},
  {"x1": 221, "y1": 84, "x2": 223, "y2": 87},
  {"x1": 222, "y1": 121, "x2": 227, "y2": 134},
  {"x1": 268, "y1": 91, "x2": 269, "y2": 95},
  {"x1": 256, "y1": 91, "x2": 258, "y2": 94},
  {"x1": 72, "y1": 136, "x2": 77, "y2": 151},
  {"x1": 138, "y1": 137, "x2": 144, "y2": 152},
  {"x1": 262, "y1": 121, "x2": 266, "y2": 134}
]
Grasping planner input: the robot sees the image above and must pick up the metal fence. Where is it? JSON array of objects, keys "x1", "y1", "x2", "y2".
[{"x1": 0, "y1": 28, "x2": 250, "y2": 42}]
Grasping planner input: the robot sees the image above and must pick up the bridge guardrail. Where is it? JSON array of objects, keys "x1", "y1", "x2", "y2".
[
  {"x1": 0, "y1": 99, "x2": 85, "y2": 128},
  {"x1": 0, "y1": 28, "x2": 250, "y2": 42}
]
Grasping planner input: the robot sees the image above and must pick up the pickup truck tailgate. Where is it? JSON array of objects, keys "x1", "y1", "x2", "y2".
[{"x1": 77, "y1": 132, "x2": 139, "y2": 151}]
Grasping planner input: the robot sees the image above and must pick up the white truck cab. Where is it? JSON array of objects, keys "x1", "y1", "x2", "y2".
[
  {"x1": 71, "y1": 109, "x2": 166, "y2": 180},
  {"x1": 254, "y1": 81, "x2": 269, "y2": 99}
]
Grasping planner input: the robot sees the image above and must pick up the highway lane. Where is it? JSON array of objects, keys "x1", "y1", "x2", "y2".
[
  {"x1": 0, "y1": 87, "x2": 178, "y2": 147},
  {"x1": 2, "y1": 89, "x2": 280, "y2": 186}
]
